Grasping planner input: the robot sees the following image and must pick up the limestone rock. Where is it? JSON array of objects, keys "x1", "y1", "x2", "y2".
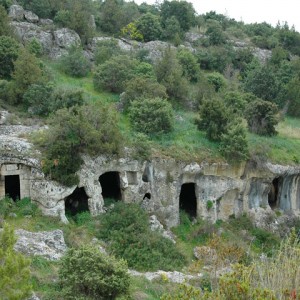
[
  {"x1": 0, "y1": 110, "x2": 9, "y2": 125},
  {"x1": 14, "y1": 229, "x2": 67, "y2": 260},
  {"x1": 129, "y1": 269, "x2": 201, "y2": 283},
  {"x1": 27, "y1": 293, "x2": 40, "y2": 300},
  {"x1": 252, "y1": 48, "x2": 272, "y2": 63},
  {"x1": 39, "y1": 19, "x2": 53, "y2": 26},
  {"x1": 53, "y1": 28, "x2": 81, "y2": 49},
  {"x1": 149, "y1": 215, "x2": 176, "y2": 243},
  {"x1": 11, "y1": 21, "x2": 53, "y2": 53},
  {"x1": 185, "y1": 32, "x2": 205, "y2": 43},
  {"x1": 8, "y1": 5, "x2": 25, "y2": 21},
  {"x1": 24, "y1": 10, "x2": 39, "y2": 23}
]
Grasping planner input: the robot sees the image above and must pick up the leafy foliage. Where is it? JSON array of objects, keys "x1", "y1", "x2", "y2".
[
  {"x1": 197, "y1": 98, "x2": 230, "y2": 141},
  {"x1": 0, "y1": 5, "x2": 13, "y2": 36},
  {"x1": 93, "y1": 55, "x2": 138, "y2": 93},
  {"x1": 38, "y1": 103, "x2": 122, "y2": 186},
  {"x1": 136, "y1": 13, "x2": 162, "y2": 42},
  {"x1": 129, "y1": 97, "x2": 174, "y2": 135},
  {"x1": 59, "y1": 46, "x2": 91, "y2": 77},
  {"x1": 97, "y1": 202, "x2": 186, "y2": 271},
  {"x1": 0, "y1": 224, "x2": 32, "y2": 300},
  {"x1": 0, "y1": 36, "x2": 19, "y2": 79},
  {"x1": 245, "y1": 99, "x2": 279, "y2": 136},
  {"x1": 94, "y1": 39, "x2": 122, "y2": 65},
  {"x1": 59, "y1": 245, "x2": 130, "y2": 300}
]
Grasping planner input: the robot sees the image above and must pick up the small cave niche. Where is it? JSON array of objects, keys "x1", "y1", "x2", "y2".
[
  {"x1": 5, "y1": 175, "x2": 20, "y2": 201},
  {"x1": 99, "y1": 172, "x2": 122, "y2": 201},
  {"x1": 179, "y1": 183, "x2": 197, "y2": 218},
  {"x1": 143, "y1": 192, "x2": 151, "y2": 200},
  {"x1": 65, "y1": 187, "x2": 89, "y2": 216},
  {"x1": 268, "y1": 178, "x2": 280, "y2": 209}
]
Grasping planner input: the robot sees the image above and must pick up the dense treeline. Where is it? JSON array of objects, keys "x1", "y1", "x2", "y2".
[{"x1": 0, "y1": 0, "x2": 300, "y2": 184}]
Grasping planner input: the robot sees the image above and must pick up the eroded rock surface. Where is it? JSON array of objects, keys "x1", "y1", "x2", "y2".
[{"x1": 14, "y1": 229, "x2": 67, "y2": 260}]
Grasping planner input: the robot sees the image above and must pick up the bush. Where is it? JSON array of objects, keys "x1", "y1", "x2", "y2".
[
  {"x1": 220, "y1": 121, "x2": 249, "y2": 162},
  {"x1": 129, "y1": 97, "x2": 174, "y2": 135},
  {"x1": 26, "y1": 38, "x2": 43, "y2": 57},
  {"x1": 39, "y1": 103, "x2": 122, "y2": 186},
  {"x1": 0, "y1": 223, "x2": 32, "y2": 300},
  {"x1": 60, "y1": 47, "x2": 91, "y2": 77},
  {"x1": 0, "y1": 36, "x2": 19, "y2": 79},
  {"x1": 121, "y1": 77, "x2": 167, "y2": 111},
  {"x1": 97, "y1": 202, "x2": 186, "y2": 271},
  {"x1": 59, "y1": 245, "x2": 130, "y2": 300},
  {"x1": 94, "y1": 39, "x2": 123, "y2": 65},
  {"x1": 93, "y1": 55, "x2": 138, "y2": 93},
  {"x1": 245, "y1": 99, "x2": 279, "y2": 136},
  {"x1": 23, "y1": 82, "x2": 55, "y2": 116},
  {"x1": 196, "y1": 98, "x2": 230, "y2": 142},
  {"x1": 206, "y1": 72, "x2": 226, "y2": 92},
  {"x1": 0, "y1": 5, "x2": 13, "y2": 36},
  {"x1": 0, "y1": 196, "x2": 15, "y2": 218}
]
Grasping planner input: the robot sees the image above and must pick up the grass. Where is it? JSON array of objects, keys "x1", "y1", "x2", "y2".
[{"x1": 44, "y1": 60, "x2": 300, "y2": 165}]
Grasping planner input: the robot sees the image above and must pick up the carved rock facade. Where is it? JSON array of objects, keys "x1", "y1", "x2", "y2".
[{"x1": 1, "y1": 120, "x2": 299, "y2": 228}]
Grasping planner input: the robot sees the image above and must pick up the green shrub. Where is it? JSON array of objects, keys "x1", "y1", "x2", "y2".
[
  {"x1": 97, "y1": 202, "x2": 186, "y2": 271},
  {"x1": 245, "y1": 99, "x2": 279, "y2": 136},
  {"x1": 129, "y1": 97, "x2": 174, "y2": 136},
  {"x1": 0, "y1": 36, "x2": 19, "y2": 79},
  {"x1": 94, "y1": 39, "x2": 123, "y2": 65},
  {"x1": 26, "y1": 38, "x2": 43, "y2": 57},
  {"x1": 206, "y1": 72, "x2": 226, "y2": 92},
  {"x1": 0, "y1": 223, "x2": 32, "y2": 300},
  {"x1": 0, "y1": 197, "x2": 15, "y2": 218},
  {"x1": 60, "y1": 47, "x2": 91, "y2": 78},
  {"x1": 15, "y1": 198, "x2": 39, "y2": 217},
  {"x1": 59, "y1": 245, "x2": 130, "y2": 300},
  {"x1": 93, "y1": 55, "x2": 138, "y2": 93},
  {"x1": 39, "y1": 103, "x2": 122, "y2": 186},
  {"x1": 23, "y1": 82, "x2": 55, "y2": 116},
  {"x1": 206, "y1": 200, "x2": 213, "y2": 210},
  {"x1": 74, "y1": 211, "x2": 92, "y2": 226},
  {"x1": 220, "y1": 121, "x2": 249, "y2": 162},
  {"x1": 196, "y1": 98, "x2": 230, "y2": 142}
]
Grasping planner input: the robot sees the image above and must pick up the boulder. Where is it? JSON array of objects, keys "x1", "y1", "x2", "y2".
[
  {"x1": 8, "y1": 5, "x2": 25, "y2": 21},
  {"x1": 14, "y1": 229, "x2": 67, "y2": 260},
  {"x1": 24, "y1": 10, "x2": 39, "y2": 23},
  {"x1": 53, "y1": 28, "x2": 81, "y2": 49},
  {"x1": 149, "y1": 215, "x2": 176, "y2": 243}
]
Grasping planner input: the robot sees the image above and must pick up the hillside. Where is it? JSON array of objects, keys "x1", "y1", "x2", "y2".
[{"x1": 1, "y1": 1, "x2": 300, "y2": 299}]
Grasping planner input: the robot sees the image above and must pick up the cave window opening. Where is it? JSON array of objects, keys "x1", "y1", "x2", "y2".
[
  {"x1": 65, "y1": 187, "x2": 89, "y2": 216},
  {"x1": 179, "y1": 183, "x2": 197, "y2": 219},
  {"x1": 268, "y1": 178, "x2": 279, "y2": 209},
  {"x1": 5, "y1": 175, "x2": 20, "y2": 201},
  {"x1": 99, "y1": 172, "x2": 122, "y2": 201},
  {"x1": 143, "y1": 192, "x2": 151, "y2": 200}
]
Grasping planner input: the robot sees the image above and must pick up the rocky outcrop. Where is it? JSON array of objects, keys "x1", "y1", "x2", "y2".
[{"x1": 14, "y1": 229, "x2": 67, "y2": 260}]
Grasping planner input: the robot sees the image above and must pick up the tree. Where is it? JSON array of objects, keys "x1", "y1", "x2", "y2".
[
  {"x1": 160, "y1": 0, "x2": 196, "y2": 32},
  {"x1": 93, "y1": 55, "x2": 138, "y2": 93},
  {"x1": 59, "y1": 245, "x2": 130, "y2": 300},
  {"x1": 177, "y1": 48, "x2": 199, "y2": 82},
  {"x1": 206, "y1": 72, "x2": 226, "y2": 92},
  {"x1": 60, "y1": 46, "x2": 91, "y2": 77},
  {"x1": 129, "y1": 97, "x2": 174, "y2": 135},
  {"x1": 94, "y1": 39, "x2": 122, "y2": 65},
  {"x1": 206, "y1": 22, "x2": 227, "y2": 45},
  {"x1": 220, "y1": 121, "x2": 249, "y2": 162},
  {"x1": 0, "y1": 36, "x2": 19, "y2": 79},
  {"x1": 121, "y1": 77, "x2": 167, "y2": 110},
  {"x1": 39, "y1": 103, "x2": 122, "y2": 186},
  {"x1": 243, "y1": 65, "x2": 280, "y2": 102},
  {"x1": 136, "y1": 13, "x2": 162, "y2": 42},
  {"x1": 0, "y1": 223, "x2": 32, "y2": 300},
  {"x1": 0, "y1": 5, "x2": 12, "y2": 36},
  {"x1": 224, "y1": 91, "x2": 247, "y2": 115},
  {"x1": 0, "y1": 0, "x2": 12, "y2": 10},
  {"x1": 245, "y1": 99, "x2": 279, "y2": 136},
  {"x1": 162, "y1": 16, "x2": 182, "y2": 43},
  {"x1": 197, "y1": 98, "x2": 230, "y2": 141},
  {"x1": 155, "y1": 47, "x2": 189, "y2": 102},
  {"x1": 285, "y1": 77, "x2": 300, "y2": 117},
  {"x1": 11, "y1": 48, "x2": 45, "y2": 103}
]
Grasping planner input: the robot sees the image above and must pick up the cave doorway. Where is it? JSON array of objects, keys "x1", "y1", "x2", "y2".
[
  {"x1": 5, "y1": 175, "x2": 20, "y2": 201},
  {"x1": 65, "y1": 187, "x2": 89, "y2": 216},
  {"x1": 99, "y1": 172, "x2": 122, "y2": 201},
  {"x1": 179, "y1": 183, "x2": 197, "y2": 218},
  {"x1": 268, "y1": 178, "x2": 279, "y2": 209}
]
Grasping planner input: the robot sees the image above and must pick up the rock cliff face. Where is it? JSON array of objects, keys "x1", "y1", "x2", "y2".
[{"x1": 1, "y1": 118, "x2": 299, "y2": 228}]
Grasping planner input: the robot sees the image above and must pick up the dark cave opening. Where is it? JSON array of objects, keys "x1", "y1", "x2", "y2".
[
  {"x1": 65, "y1": 187, "x2": 89, "y2": 216},
  {"x1": 268, "y1": 178, "x2": 279, "y2": 209},
  {"x1": 5, "y1": 175, "x2": 20, "y2": 201},
  {"x1": 99, "y1": 172, "x2": 122, "y2": 201},
  {"x1": 179, "y1": 183, "x2": 197, "y2": 218},
  {"x1": 143, "y1": 192, "x2": 151, "y2": 200}
]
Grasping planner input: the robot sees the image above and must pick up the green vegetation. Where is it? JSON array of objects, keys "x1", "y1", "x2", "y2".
[
  {"x1": 0, "y1": 223, "x2": 32, "y2": 300},
  {"x1": 97, "y1": 202, "x2": 186, "y2": 271},
  {"x1": 59, "y1": 245, "x2": 130, "y2": 300}
]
